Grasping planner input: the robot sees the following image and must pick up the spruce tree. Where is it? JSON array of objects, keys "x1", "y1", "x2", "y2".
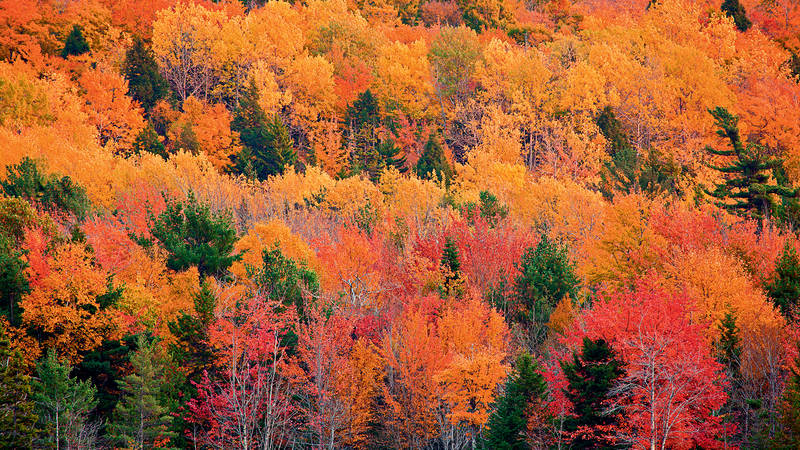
[
  {"x1": 61, "y1": 25, "x2": 90, "y2": 58},
  {"x1": 0, "y1": 234, "x2": 30, "y2": 326},
  {"x1": 482, "y1": 353, "x2": 547, "y2": 449},
  {"x1": 249, "y1": 245, "x2": 319, "y2": 318},
  {"x1": 514, "y1": 235, "x2": 579, "y2": 327},
  {"x1": 721, "y1": 0, "x2": 752, "y2": 32},
  {"x1": 0, "y1": 324, "x2": 38, "y2": 449},
  {"x1": 704, "y1": 107, "x2": 797, "y2": 221},
  {"x1": 231, "y1": 83, "x2": 293, "y2": 179},
  {"x1": 123, "y1": 36, "x2": 170, "y2": 113},
  {"x1": 766, "y1": 243, "x2": 800, "y2": 318},
  {"x1": 167, "y1": 283, "x2": 217, "y2": 446},
  {"x1": 132, "y1": 123, "x2": 168, "y2": 159},
  {"x1": 716, "y1": 312, "x2": 742, "y2": 376},
  {"x1": 32, "y1": 350, "x2": 98, "y2": 449},
  {"x1": 109, "y1": 335, "x2": 175, "y2": 449},
  {"x1": 439, "y1": 236, "x2": 463, "y2": 298},
  {"x1": 414, "y1": 134, "x2": 453, "y2": 184},
  {"x1": 560, "y1": 337, "x2": 625, "y2": 449}
]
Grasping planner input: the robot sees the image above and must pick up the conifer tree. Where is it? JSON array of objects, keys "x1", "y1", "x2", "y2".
[
  {"x1": 0, "y1": 234, "x2": 29, "y2": 326},
  {"x1": 143, "y1": 192, "x2": 241, "y2": 278},
  {"x1": 249, "y1": 245, "x2": 319, "y2": 318},
  {"x1": 0, "y1": 324, "x2": 38, "y2": 449},
  {"x1": 514, "y1": 235, "x2": 579, "y2": 327},
  {"x1": 32, "y1": 350, "x2": 98, "y2": 449},
  {"x1": 560, "y1": 337, "x2": 625, "y2": 449},
  {"x1": 132, "y1": 123, "x2": 168, "y2": 159},
  {"x1": 232, "y1": 83, "x2": 294, "y2": 179},
  {"x1": 415, "y1": 134, "x2": 453, "y2": 184},
  {"x1": 2, "y1": 157, "x2": 91, "y2": 219},
  {"x1": 109, "y1": 335, "x2": 175, "y2": 449},
  {"x1": 774, "y1": 341, "x2": 800, "y2": 448},
  {"x1": 704, "y1": 107, "x2": 797, "y2": 221},
  {"x1": 61, "y1": 25, "x2": 90, "y2": 58},
  {"x1": 440, "y1": 236, "x2": 463, "y2": 298},
  {"x1": 482, "y1": 353, "x2": 547, "y2": 449},
  {"x1": 123, "y1": 36, "x2": 170, "y2": 113},
  {"x1": 721, "y1": 0, "x2": 752, "y2": 32},
  {"x1": 766, "y1": 243, "x2": 800, "y2": 318}
]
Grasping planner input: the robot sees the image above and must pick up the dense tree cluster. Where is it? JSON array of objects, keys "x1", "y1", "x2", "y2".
[{"x1": 1, "y1": 0, "x2": 800, "y2": 447}]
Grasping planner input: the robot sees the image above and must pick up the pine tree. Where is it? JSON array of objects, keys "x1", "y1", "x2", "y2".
[
  {"x1": 704, "y1": 107, "x2": 797, "y2": 221},
  {"x1": 132, "y1": 123, "x2": 168, "y2": 159},
  {"x1": 61, "y1": 25, "x2": 90, "y2": 58},
  {"x1": 142, "y1": 192, "x2": 241, "y2": 278},
  {"x1": 560, "y1": 337, "x2": 625, "y2": 449},
  {"x1": 2, "y1": 157, "x2": 91, "y2": 219},
  {"x1": 231, "y1": 83, "x2": 293, "y2": 179},
  {"x1": 0, "y1": 234, "x2": 30, "y2": 326},
  {"x1": 716, "y1": 311, "x2": 742, "y2": 376},
  {"x1": 249, "y1": 245, "x2": 319, "y2": 318},
  {"x1": 0, "y1": 323, "x2": 38, "y2": 449},
  {"x1": 414, "y1": 134, "x2": 453, "y2": 184},
  {"x1": 32, "y1": 349, "x2": 98, "y2": 449},
  {"x1": 123, "y1": 36, "x2": 170, "y2": 113},
  {"x1": 773, "y1": 341, "x2": 800, "y2": 448},
  {"x1": 439, "y1": 236, "x2": 463, "y2": 298},
  {"x1": 109, "y1": 335, "x2": 175, "y2": 449},
  {"x1": 482, "y1": 353, "x2": 547, "y2": 449},
  {"x1": 721, "y1": 0, "x2": 752, "y2": 32},
  {"x1": 514, "y1": 235, "x2": 579, "y2": 327},
  {"x1": 766, "y1": 243, "x2": 800, "y2": 318},
  {"x1": 167, "y1": 283, "x2": 217, "y2": 447}
]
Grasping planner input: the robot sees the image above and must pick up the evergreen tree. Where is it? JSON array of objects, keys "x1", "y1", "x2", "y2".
[
  {"x1": 0, "y1": 234, "x2": 30, "y2": 326},
  {"x1": 461, "y1": 190, "x2": 508, "y2": 227},
  {"x1": 514, "y1": 235, "x2": 579, "y2": 327},
  {"x1": 123, "y1": 36, "x2": 170, "y2": 113},
  {"x1": 482, "y1": 353, "x2": 547, "y2": 450},
  {"x1": 704, "y1": 107, "x2": 797, "y2": 221},
  {"x1": 345, "y1": 90, "x2": 394, "y2": 180},
  {"x1": 142, "y1": 192, "x2": 241, "y2": 278},
  {"x1": 32, "y1": 350, "x2": 98, "y2": 449},
  {"x1": 109, "y1": 335, "x2": 175, "y2": 449},
  {"x1": 132, "y1": 123, "x2": 168, "y2": 159},
  {"x1": 716, "y1": 311, "x2": 742, "y2": 376},
  {"x1": 248, "y1": 245, "x2": 319, "y2": 318},
  {"x1": 231, "y1": 83, "x2": 293, "y2": 179},
  {"x1": 766, "y1": 243, "x2": 800, "y2": 318},
  {"x1": 439, "y1": 236, "x2": 463, "y2": 298},
  {"x1": 167, "y1": 283, "x2": 217, "y2": 447},
  {"x1": 0, "y1": 324, "x2": 38, "y2": 449},
  {"x1": 721, "y1": 0, "x2": 752, "y2": 32},
  {"x1": 773, "y1": 341, "x2": 800, "y2": 448},
  {"x1": 560, "y1": 337, "x2": 625, "y2": 449},
  {"x1": 1, "y1": 157, "x2": 90, "y2": 219},
  {"x1": 61, "y1": 25, "x2": 90, "y2": 58},
  {"x1": 414, "y1": 134, "x2": 453, "y2": 184}
]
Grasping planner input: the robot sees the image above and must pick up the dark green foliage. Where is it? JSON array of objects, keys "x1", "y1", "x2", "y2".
[
  {"x1": 1, "y1": 157, "x2": 91, "y2": 219},
  {"x1": 346, "y1": 90, "x2": 406, "y2": 181},
  {"x1": 167, "y1": 283, "x2": 217, "y2": 446},
  {"x1": 560, "y1": 337, "x2": 625, "y2": 449},
  {"x1": 597, "y1": 106, "x2": 685, "y2": 198},
  {"x1": 766, "y1": 244, "x2": 800, "y2": 318},
  {"x1": 248, "y1": 244, "x2": 319, "y2": 318},
  {"x1": 0, "y1": 324, "x2": 38, "y2": 449},
  {"x1": 482, "y1": 353, "x2": 547, "y2": 450},
  {"x1": 462, "y1": 190, "x2": 508, "y2": 226},
  {"x1": 704, "y1": 107, "x2": 797, "y2": 221},
  {"x1": 439, "y1": 236, "x2": 463, "y2": 298},
  {"x1": 414, "y1": 134, "x2": 453, "y2": 184},
  {"x1": 721, "y1": 0, "x2": 752, "y2": 32},
  {"x1": 0, "y1": 235, "x2": 29, "y2": 326},
  {"x1": 145, "y1": 192, "x2": 241, "y2": 278},
  {"x1": 513, "y1": 235, "x2": 579, "y2": 326},
  {"x1": 716, "y1": 311, "x2": 742, "y2": 375},
  {"x1": 123, "y1": 36, "x2": 169, "y2": 112},
  {"x1": 109, "y1": 335, "x2": 175, "y2": 449},
  {"x1": 773, "y1": 341, "x2": 800, "y2": 448},
  {"x1": 232, "y1": 83, "x2": 295, "y2": 179},
  {"x1": 61, "y1": 25, "x2": 90, "y2": 58},
  {"x1": 132, "y1": 123, "x2": 168, "y2": 159},
  {"x1": 32, "y1": 350, "x2": 98, "y2": 449},
  {"x1": 173, "y1": 122, "x2": 200, "y2": 154},
  {"x1": 73, "y1": 334, "x2": 144, "y2": 423}
]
